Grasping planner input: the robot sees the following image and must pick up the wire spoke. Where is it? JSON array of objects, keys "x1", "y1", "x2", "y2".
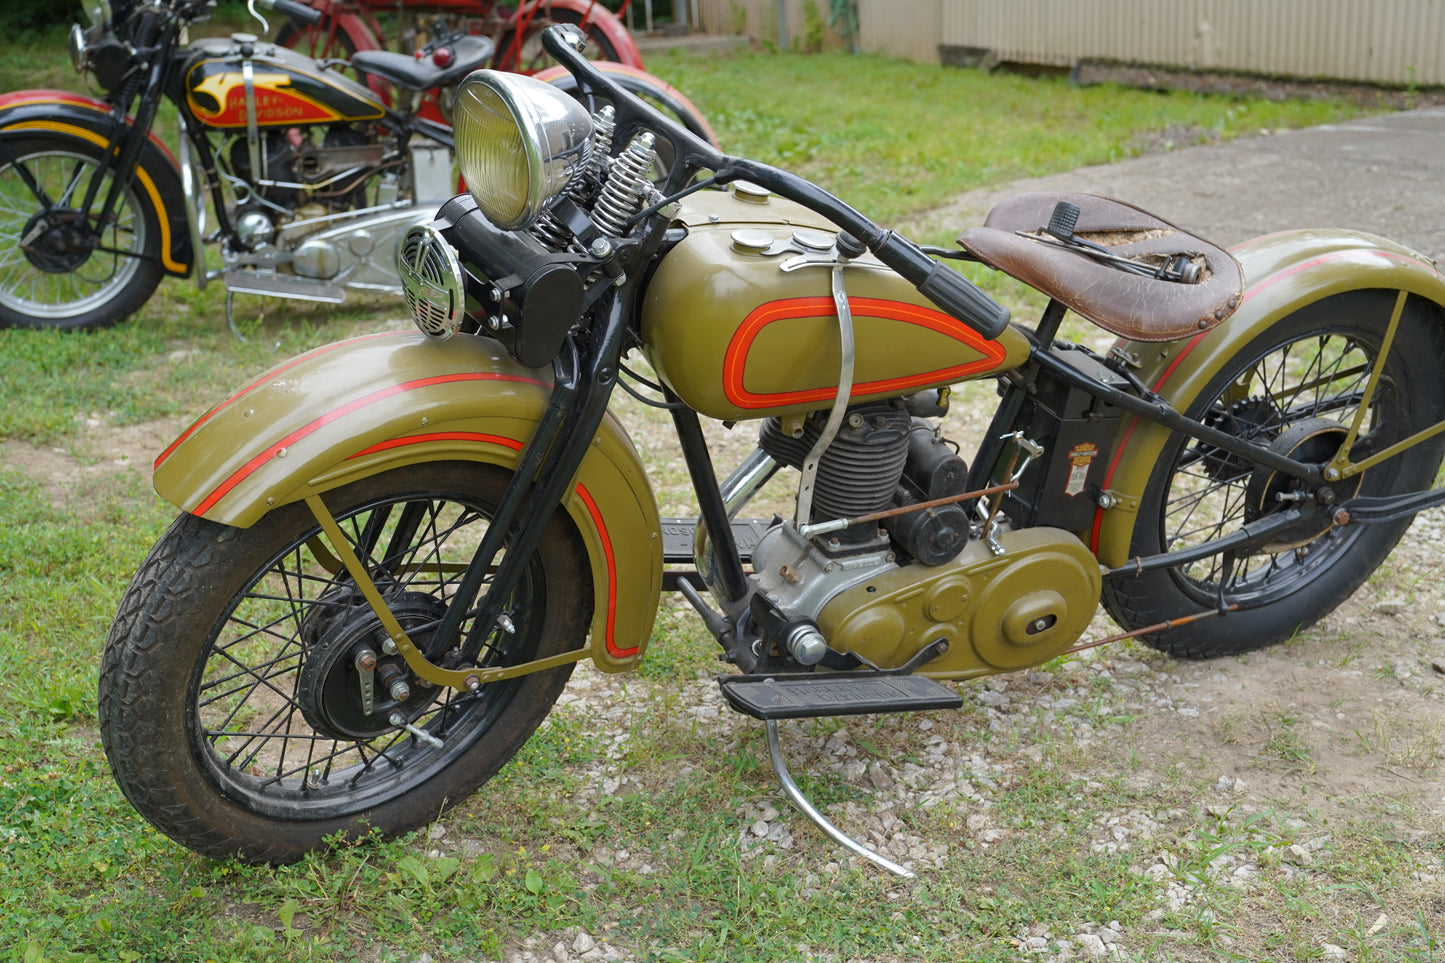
[{"x1": 191, "y1": 477, "x2": 540, "y2": 815}]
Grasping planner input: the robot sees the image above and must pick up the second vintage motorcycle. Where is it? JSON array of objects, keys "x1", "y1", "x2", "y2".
[
  {"x1": 101, "y1": 26, "x2": 1445, "y2": 875},
  {"x1": 0, "y1": 0, "x2": 710, "y2": 332}
]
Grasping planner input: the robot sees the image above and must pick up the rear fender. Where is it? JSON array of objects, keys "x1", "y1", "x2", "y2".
[
  {"x1": 1090, "y1": 229, "x2": 1445, "y2": 568},
  {"x1": 0, "y1": 90, "x2": 192, "y2": 277},
  {"x1": 153, "y1": 331, "x2": 663, "y2": 670}
]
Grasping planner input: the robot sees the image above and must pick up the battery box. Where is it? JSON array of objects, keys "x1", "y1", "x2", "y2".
[{"x1": 999, "y1": 346, "x2": 1130, "y2": 532}]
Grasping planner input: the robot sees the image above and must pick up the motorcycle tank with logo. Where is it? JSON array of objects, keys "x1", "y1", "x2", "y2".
[{"x1": 182, "y1": 36, "x2": 385, "y2": 129}]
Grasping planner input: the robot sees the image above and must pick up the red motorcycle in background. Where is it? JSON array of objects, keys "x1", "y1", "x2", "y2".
[{"x1": 276, "y1": 0, "x2": 643, "y2": 75}]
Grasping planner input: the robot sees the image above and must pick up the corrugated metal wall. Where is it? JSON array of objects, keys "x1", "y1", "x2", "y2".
[{"x1": 691, "y1": 0, "x2": 1445, "y2": 86}]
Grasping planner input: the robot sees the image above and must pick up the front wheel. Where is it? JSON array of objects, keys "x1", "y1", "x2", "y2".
[
  {"x1": 492, "y1": 7, "x2": 624, "y2": 74},
  {"x1": 1102, "y1": 291, "x2": 1445, "y2": 658},
  {"x1": 0, "y1": 133, "x2": 165, "y2": 330},
  {"x1": 99, "y1": 462, "x2": 592, "y2": 862}
]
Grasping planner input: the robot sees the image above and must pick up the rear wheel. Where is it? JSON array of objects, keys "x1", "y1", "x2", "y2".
[
  {"x1": 99, "y1": 462, "x2": 592, "y2": 862},
  {"x1": 1102, "y1": 291, "x2": 1445, "y2": 657},
  {"x1": 275, "y1": 16, "x2": 390, "y2": 101},
  {"x1": 0, "y1": 134, "x2": 164, "y2": 330}
]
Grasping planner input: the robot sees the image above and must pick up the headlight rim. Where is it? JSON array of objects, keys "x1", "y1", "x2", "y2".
[{"x1": 453, "y1": 69, "x2": 594, "y2": 232}]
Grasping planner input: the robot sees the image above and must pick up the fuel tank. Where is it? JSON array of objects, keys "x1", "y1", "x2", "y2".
[
  {"x1": 183, "y1": 35, "x2": 385, "y2": 129},
  {"x1": 640, "y1": 185, "x2": 1030, "y2": 422}
]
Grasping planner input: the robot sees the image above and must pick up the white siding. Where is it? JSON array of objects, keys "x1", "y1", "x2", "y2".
[{"x1": 691, "y1": 0, "x2": 1445, "y2": 86}]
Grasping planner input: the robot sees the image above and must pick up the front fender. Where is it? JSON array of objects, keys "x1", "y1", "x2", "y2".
[
  {"x1": 0, "y1": 90, "x2": 191, "y2": 277},
  {"x1": 153, "y1": 331, "x2": 662, "y2": 670},
  {"x1": 1090, "y1": 229, "x2": 1445, "y2": 567}
]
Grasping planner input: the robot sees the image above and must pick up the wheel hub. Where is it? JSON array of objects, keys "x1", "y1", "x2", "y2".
[
  {"x1": 1196, "y1": 397, "x2": 1285, "y2": 480},
  {"x1": 298, "y1": 591, "x2": 449, "y2": 741},
  {"x1": 21, "y1": 209, "x2": 96, "y2": 274},
  {"x1": 1244, "y1": 417, "x2": 1363, "y2": 552}
]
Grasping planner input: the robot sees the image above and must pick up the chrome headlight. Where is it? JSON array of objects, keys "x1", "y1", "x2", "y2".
[
  {"x1": 398, "y1": 224, "x2": 467, "y2": 341},
  {"x1": 69, "y1": 23, "x2": 89, "y2": 72},
  {"x1": 452, "y1": 70, "x2": 593, "y2": 231}
]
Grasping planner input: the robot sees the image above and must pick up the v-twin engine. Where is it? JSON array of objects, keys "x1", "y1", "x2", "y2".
[{"x1": 222, "y1": 139, "x2": 455, "y2": 298}]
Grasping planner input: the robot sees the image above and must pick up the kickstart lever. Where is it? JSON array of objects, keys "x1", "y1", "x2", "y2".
[{"x1": 1025, "y1": 200, "x2": 1204, "y2": 284}]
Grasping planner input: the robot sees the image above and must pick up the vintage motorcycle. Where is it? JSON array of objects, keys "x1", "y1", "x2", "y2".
[
  {"x1": 100, "y1": 25, "x2": 1445, "y2": 876},
  {"x1": 274, "y1": 0, "x2": 644, "y2": 77},
  {"x1": 0, "y1": 0, "x2": 708, "y2": 333}
]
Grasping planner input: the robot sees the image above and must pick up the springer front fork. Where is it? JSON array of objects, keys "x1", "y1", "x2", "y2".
[{"x1": 299, "y1": 297, "x2": 632, "y2": 708}]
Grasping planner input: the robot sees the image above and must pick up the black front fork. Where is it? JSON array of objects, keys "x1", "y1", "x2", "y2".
[
  {"x1": 431, "y1": 292, "x2": 633, "y2": 663},
  {"x1": 90, "y1": 21, "x2": 177, "y2": 243}
]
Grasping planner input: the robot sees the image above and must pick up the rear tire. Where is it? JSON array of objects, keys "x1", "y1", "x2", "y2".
[
  {"x1": 0, "y1": 134, "x2": 164, "y2": 330},
  {"x1": 99, "y1": 462, "x2": 592, "y2": 862},
  {"x1": 1101, "y1": 291, "x2": 1445, "y2": 658}
]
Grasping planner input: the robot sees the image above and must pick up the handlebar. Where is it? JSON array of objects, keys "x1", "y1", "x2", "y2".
[
  {"x1": 258, "y1": 0, "x2": 323, "y2": 26},
  {"x1": 538, "y1": 26, "x2": 1011, "y2": 342}
]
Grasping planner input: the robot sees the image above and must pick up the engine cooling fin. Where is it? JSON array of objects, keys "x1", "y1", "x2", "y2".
[{"x1": 759, "y1": 404, "x2": 911, "y2": 522}]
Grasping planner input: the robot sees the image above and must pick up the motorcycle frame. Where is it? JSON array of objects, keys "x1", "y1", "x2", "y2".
[{"x1": 154, "y1": 26, "x2": 1445, "y2": 691}]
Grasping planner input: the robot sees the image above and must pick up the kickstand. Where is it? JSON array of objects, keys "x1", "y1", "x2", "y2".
[
  {"x1": 764, "y1": 719, "x2": 915, "y2": 878},
  {"x1": 225, "y1": 290, "x2": 248, "y2": 343}
]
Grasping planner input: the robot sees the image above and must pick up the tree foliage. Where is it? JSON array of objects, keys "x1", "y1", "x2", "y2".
[{"x1": 2, "y1": 0, "x2": 82, "y2": 32}]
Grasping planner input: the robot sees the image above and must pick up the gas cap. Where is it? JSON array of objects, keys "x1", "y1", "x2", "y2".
[
  {"x1": 730, "y1": 229, "x2": 774, "y2": 254},
  {"x1": 731, "y1": 181, "x2": 771, "y2": 204},
  {"x1": 792, "y1": 228, "x2": 834, "y2": 252}
]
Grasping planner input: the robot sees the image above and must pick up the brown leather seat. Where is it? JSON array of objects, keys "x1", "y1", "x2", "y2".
[{"x1": 959, "y1": 192, "x2": 1243, "y2": 342}]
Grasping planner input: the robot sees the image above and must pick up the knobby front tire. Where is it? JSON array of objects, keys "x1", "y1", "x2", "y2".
[{"x1": 99, "y1": 462, "x2": 592, "y2": 863}]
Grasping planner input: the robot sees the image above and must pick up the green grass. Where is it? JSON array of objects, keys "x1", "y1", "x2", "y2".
[
  {"x1": 2, "y1": 25, "x2": 1433, "y2": 963},
  {"x1": 641, "y1": 47, "x2": 1371, "y2": 225}
]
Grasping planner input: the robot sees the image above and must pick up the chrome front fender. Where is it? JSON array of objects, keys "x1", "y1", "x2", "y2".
[{"x1": 154, "y1": 331, "x2": 662, "y2": 669}]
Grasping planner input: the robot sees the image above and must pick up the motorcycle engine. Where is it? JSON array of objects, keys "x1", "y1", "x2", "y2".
[
  {"x1": 758, "y1": 402, "x2": 972, "y2": 564},
  {"x1": 750, "y1": 400, "x2": 1101, "y2": 677},
  {"x1": 226, "y1": 126, "x2": 376, "y2": 214},
  {"x1": 228, "y1": 132, "x2": 300, "y2": 210}
]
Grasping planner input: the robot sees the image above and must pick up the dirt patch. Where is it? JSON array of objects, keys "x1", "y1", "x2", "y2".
[
  {"x1": 1075, "y1": 61, "x2": 1445, "y2": 112},
  {"x1": 2, "y1": 415, "x2": 189, "y2": 515}
]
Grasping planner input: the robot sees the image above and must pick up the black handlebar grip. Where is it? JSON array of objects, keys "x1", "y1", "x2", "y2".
[
  {"x1": 917, "y1": 263, "x2": 1011, "y2": 340},
  {"x1": 870, "y1": 231, "x2": 1010, "y2": 340},
  {"x1": 270, "y1": 0, "x2": 324, "y2": 26}
]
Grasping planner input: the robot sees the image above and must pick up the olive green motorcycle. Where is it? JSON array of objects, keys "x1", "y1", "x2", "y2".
[{"x1": 100, "y1": 25, "x2": 1445, "y2": 875}]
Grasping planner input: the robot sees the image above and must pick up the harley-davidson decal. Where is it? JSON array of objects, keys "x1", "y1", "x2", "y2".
[
  {"x1": 191, "y1": 71, "x2": 334, "y2": 125},
  {"x1": 1064, "y1": 442, "x2": 1099, "y2": 497},
  {"x1": 185, "y1": 61, "x2": 383, "y2": 127}
]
